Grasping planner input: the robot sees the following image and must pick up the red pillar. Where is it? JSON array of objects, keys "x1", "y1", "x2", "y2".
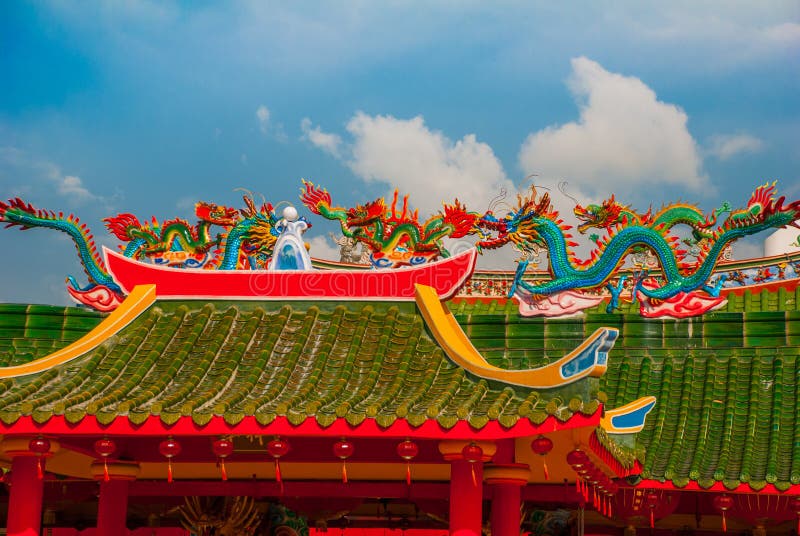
[
  {"x1": 485, "y1": 464, "x2": 530, "y2": 536},
  {"x1": 439, "y1": 440, "x2": 496, "y2": 536},
  {"x1": 450, "y1": 459, "x2": 484, "y2": 535},
  {"x1": 7, "y1": 456, "x2": 45, "y2": 536},
  {"x1": 91, "y1": 459, "x2": 140, "y2": 536},
  {"x1": 97, "y1": 479, "x2": 130, "y2": 536}
]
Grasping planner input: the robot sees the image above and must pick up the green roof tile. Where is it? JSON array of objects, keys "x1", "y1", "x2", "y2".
[
  {"x1": 0, "y1": 301, "x2": 601, "y2": 430},
  {"x1": 0, "y1": 304, "x2": 103, "y2": 366}
]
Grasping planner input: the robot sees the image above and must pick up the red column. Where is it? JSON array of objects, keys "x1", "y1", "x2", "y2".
[
  {"x1": 439, "y1": 441, "x2": 495, "y2": 536},
  {"x1": 449, "y1": 459, "x2": 483, "y2": 535},
  {"x1": 91, "y1": 460, "x2": 140, "y2": 536},
  {"x1": 484, "y1": 464, "x2": 530, "y2": 536},
  {"x1": 97, "y1": 480, "x2": 130, "y2": 536},
  {"x1": 7, "y1": 456, "x2": 45, "y2": 536}
]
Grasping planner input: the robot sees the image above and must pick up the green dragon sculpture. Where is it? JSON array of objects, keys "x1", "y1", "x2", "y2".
[
  {"x1": 300, "y1": 180, "x2": 478, "y2": 268},
  {"x1": 573, "y1": 195, "x2": 733, "y2": 243},
  {"x1": 486, "y1": 183, "x2": 800, "y2": 309},
  {"x1": 104, "y1": 201, "x2": 240, "y2": 268},
  {"x1": 0, "y1": 194, "x2": 281, "y2": 310}
]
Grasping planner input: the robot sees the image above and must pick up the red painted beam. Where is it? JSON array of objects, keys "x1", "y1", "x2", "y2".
[
  {"x1": 128, "y1": 480, "x2": 451, "y2": 499},
  {"x1": 122, "y1": 481, "x2": 589, "y2": 503},
  {"x1": 0, "y1": 412, "x2": 600, "y2": 439},
  {"x1": 57, "y1": 436, "x2": 449, "y2": 464},
  {"x1": 28, "y1": 479, "x2": 591, "y2": 503}
]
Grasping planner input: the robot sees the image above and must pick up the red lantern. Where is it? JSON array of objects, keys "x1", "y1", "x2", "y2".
[
  {"x1": 396, "y1": 439, "x2": 419, "y2": 486},
  {"x1": 567, "y1": 449, "x2": 590, "y2": 496},
  {"x1": 333, "y1": 439, "x2": 354, "y2": 483},
  {"x1": 462, "y1": 442, "x2": 483, "y2": 462},
  {"x1": 267, "y1": 437, "x2": 290, "y2": 492},
  {"x1": 93, "y1": 438, "x2": 116, "y2": 482},
  {"x1": 566, "y1": 449, "x2": 589, "y2": 467},
  {"x1": 713, "y1": 494, "x2": 734, "y2": 533},
  {"x1": 530, "y1": 435, "x2": 553, "y2": 481},
  {"x1": 645, "y1": 491, "x2": 659, "y2": 528},
  {"x1": 29, "y1": 437, "x2": 51, "y2": 479},
  {"x1": 211, "y1": 438, "x2": 234, "y2": 481},
  {"x1": 461, "y1": 443, "x2": 483, "y2": 487},
  {"x1": 158, "y1": 437, "x2": 181, "y2": 483}
]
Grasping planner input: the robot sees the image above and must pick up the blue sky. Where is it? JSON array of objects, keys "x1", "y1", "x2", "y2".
[{"x1": 1, "y1": 1, "x2": 798, "y2": 305}]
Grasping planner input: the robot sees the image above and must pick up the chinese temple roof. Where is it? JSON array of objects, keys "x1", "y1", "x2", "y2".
[
  {"x1": 455, "y1": 285, "x2": 800, "y2": 492},
  {"x1": 2, "y1": 278, "x2": 800, "y2": 492},
  {"x1": 0, "y1": 299, "x2": 603, "y2": 432}
]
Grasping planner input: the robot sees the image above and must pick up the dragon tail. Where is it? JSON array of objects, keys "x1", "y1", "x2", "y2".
[
  {"x1": 0, "y1": 197, "x2": 121, "y2": 293},
  {"x1": 300, "y1": 179, "x2": 332, "y2": 215},
  {"x1": 440, "y1": 200, "x2": 479, "y2": 239},
  {"x1": 747, "y1": 181, "x2": 777, "y2": 211}
]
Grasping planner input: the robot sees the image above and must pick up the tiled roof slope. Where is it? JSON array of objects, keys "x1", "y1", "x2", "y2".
[
  {"x1": 0, "y1": 304, "x2": 102, "y2": 366},
  {"x1": 0, "y1": 301, "x2": 601, "y2": 429},
  {"x1": 452, "y1": 299, "x2": 800, "y2": 491},
  {"x1": 452, "y1": 284, "x2": 800, "y2": 316},
  {"x1": 5, "y1": 285, "x2": 797, "y2": 490}
]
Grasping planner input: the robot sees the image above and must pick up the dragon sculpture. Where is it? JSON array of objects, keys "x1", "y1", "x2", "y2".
[
  {"x1": 573, "y1": 195, "x2": 733, "y2": 241},
  {"x1": 103, "y1": 201, "x2": 240, "y2": 267},
  {"x1": 0, "y1": 194, "x2": 282, "y2": 311},
  {"x1": 474, "y1": 188, "x2": 549, "y2": 257},
  {"x1": 479, "y1": 182, "x2": 800, "y2": 318},
  {"x1": 300, "y1": 180, "x2": 478, "y2": 268},
  {"x1": 0, "y1": 197, "x2": 126, "y2": 311},
  {"x1": 573, "y1": 196, "x2": 737, "y2": 268}
]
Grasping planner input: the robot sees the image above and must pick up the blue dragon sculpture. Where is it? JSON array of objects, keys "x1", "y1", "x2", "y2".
[
  {"x1": 476, "y1": 183, "x2": 800, "y2": 313},
  {"x1": 0, "y1": 195, "x2": 282, "y2": 310}
]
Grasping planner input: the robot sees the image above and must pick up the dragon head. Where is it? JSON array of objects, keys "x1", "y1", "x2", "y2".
[
  {"x1": 574, "y1": 195, "x2": 624, "y2": 234},
  {"x1": 474, "y1": 187, "x2": 551, "y2": 252},
  {"x1": 345, "y1": 198, "x2": 386, "y2": 229},
  {"x1": 195, "y1": 202, "x2": 239, "y2": 226}
]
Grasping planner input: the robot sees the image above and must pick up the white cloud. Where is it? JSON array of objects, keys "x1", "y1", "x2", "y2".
[
  {"x1": 300, "y1": 118, "x2": 343, "y2": 157},
  {"x1": 254, "y1": 105, "x2": 287, "y2": 142},
  {"x1": 58, "y1": 175, "x2": 97, "y2": 203},
  {"x1": 519, "y1": 57, "x2": 708, "y2": 197},
  {"x1": 345, "y1": 112, "x2": 513, "y2": 214},
  {"x1": 708, "y1": 133, "x2": 765, "y2": 160},
  {"x1": 306, "y1": 234, "x2": 341, "y2": 262},
  {"x1": 301, "y1": 112, "x2": 603, "y2": 268},
  {"x1": 0, "y1": 146, "x2": 103, "y2": 206},
  {"x1": 256, "y1": 105, "x2": 270, "y2": 133},
  {"x1": 612, "y1": 6, "x2": 800, "y2": 69},
  {"x1": 763, "y1": 22, "x2": 800, "y2": 47}
]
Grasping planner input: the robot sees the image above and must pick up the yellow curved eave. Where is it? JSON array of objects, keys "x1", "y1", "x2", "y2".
[
  {"x1": 414, "y1": 284, "x2": 617, "y2": 388},
  {"x1": 0, "y1": 284, "x2": 156, "y2": 378},
  {"x1": 600, "y1": 396, "x2": 657, "y2": 434}
]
